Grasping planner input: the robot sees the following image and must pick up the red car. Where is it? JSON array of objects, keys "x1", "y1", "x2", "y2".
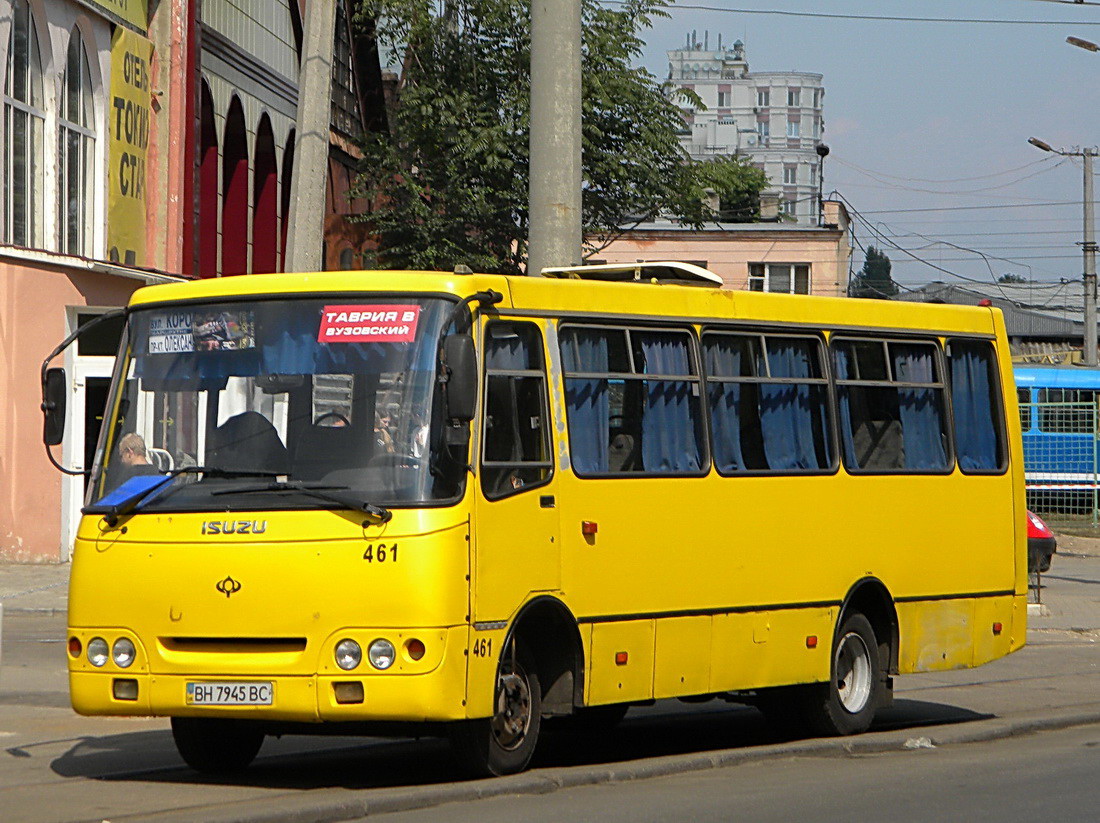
[{"x1": 1027, "y1": 510, "x2": 1057, "y2": 573}]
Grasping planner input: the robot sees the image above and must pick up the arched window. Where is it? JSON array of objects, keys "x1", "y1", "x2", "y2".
[
  {"x1": 3, "y1": 0, "x2": 45, "y2": 247},
  {"x1": 280, "y1": 129, "x2": 294, "y2": 270},
  {"x1": 220, "y1": 95, "x2": 248, "y2": 275},
  {"x1": 59, "y1": 29, "x2": 94, "y2": 256},
  {"x1": 251, "y1": 114, "x2": 277, "y2": 273},
  {"x1": 197, "y1": 80, "x2": 218, "y2": 277}
]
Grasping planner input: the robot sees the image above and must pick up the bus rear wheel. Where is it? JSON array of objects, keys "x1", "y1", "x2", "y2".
[
  {"x1": 450, "y1": 642, "x2": 542, "y2": 777},
  {"x1": 170, "y1": 717, "x2": 264, "y2": 774},
  {"x1": 802, "y1": 612, "x2": 882, "y2": 736}
]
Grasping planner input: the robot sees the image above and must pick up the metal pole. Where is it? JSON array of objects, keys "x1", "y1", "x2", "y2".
[
  {"x1": 1084, "y1": 148, "x2": 1097, "y2": 367},
  {"x1": 527, "y1": 0, "x2": 582, "y2": 274},
  {"x1": 285, "y1": 0, "x2": 337, "y2": 273}
]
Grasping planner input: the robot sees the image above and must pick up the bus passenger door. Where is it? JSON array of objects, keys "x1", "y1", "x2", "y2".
[{"x1": 472, "y1": 321, "x2": 560, "y2": 622}]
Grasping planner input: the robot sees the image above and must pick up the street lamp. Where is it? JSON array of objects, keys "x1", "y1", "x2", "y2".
[
  {"x1": 1067, "y1": 36, "x2": 1100, "y2": 53},
  {"x1": 815, "y1": 143, "x2": 830, "y2": 226},
  {"x1": 1028, "y1": 137, "x2": 1098, "y2": 367}
]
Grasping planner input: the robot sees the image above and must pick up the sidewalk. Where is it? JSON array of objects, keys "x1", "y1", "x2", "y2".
[{"x1": 0, "y1": 562, "x2": 68, "y2": 615}]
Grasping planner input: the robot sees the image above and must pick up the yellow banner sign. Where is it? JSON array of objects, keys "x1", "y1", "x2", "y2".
[
  {"x1": 82, "y1": 0, "x2": 148, "y2": 33},
  {"x1": 107, "y1": 28, "x2": 152, "y2": 267}
]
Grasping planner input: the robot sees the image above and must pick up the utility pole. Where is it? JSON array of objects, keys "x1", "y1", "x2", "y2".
[
  {"x1": 1084, "y1": 148, "x2": 1097, "y2": 367},
  {"x1": 527, "y1": 0, "x2": 582, "y2": 275},
  {"x1": 1029, "y1": 137, "x2": 1098, "y2": 366},
  {"x1": 285, "y1": 0, "x2": 337, "y2": 273}
]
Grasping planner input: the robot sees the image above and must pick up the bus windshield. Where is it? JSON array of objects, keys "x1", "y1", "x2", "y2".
[{"x1": 86, "y1": 296, "x2": 458, "y2": 512}]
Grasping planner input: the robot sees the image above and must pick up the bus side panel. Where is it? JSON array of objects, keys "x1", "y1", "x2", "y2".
[
  {"x1": 653, "y1": 616, "x2": 712, "y2": 699},
  {"x1": 709, "y1": 608, "x2": 834, "y2": 693},
  {"x1": 586, "y1": 620, "x2": 655, "y2": 705},
  {"x1": 895, "y1": 596, "x2": 1014, "y2": 673}
]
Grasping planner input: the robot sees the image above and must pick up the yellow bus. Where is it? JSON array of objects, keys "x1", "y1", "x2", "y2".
[{"x1": 42, "y1": 262, "x2": 1026, "y2": 776}]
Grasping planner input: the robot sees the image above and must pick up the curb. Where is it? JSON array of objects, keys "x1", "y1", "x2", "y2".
[{"x1": 96, "y1": 704, "x2": 1100, "y2": 823}]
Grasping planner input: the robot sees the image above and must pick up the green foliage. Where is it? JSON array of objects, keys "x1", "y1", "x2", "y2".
[
  {"x1": 998, "y1": 273, "x2": 1028, "y2": 284},
  {"x1": 353, "y1": 0, "x2": 768, "y2": 273},
  {"x1": 850, "y1": 246, "x2": 898, "y2": 299}
]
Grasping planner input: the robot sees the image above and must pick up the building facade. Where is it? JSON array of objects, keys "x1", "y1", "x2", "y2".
[
  {"x1": 1, "y1": 0, "x2": 376, "y2": 560},
  {"x1": 596, "y1": 200, "x2": 851, "y2": 297},
  {"x1": 668, "y1": 34, "x2": 825, "y2": 226}
]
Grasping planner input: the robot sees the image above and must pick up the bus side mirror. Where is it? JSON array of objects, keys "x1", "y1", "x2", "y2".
[
  {"x1": 443, "y1": 334, "x2": 477, "y2": 422},
  {"x1": 42, "y1": 367, "x2": 67, "y2": 446}
]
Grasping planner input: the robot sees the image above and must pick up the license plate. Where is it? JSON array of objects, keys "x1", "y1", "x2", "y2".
[{"x1": 186, "y1": 681, "x2": 273, "y2": 706}]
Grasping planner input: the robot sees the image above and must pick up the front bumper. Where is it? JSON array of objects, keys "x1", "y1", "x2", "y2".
[{"x1": 69, "y1": 625, "x2": 471, "y2": 724}]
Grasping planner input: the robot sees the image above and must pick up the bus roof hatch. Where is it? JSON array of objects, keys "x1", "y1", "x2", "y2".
[{"x1": 538, "y1": 261, "x2": 723, "y2": 287}]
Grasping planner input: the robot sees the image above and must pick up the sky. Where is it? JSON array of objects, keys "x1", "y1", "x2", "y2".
[{"x1": 632, "y1": 0, "x2": 1100, "y2": 296}]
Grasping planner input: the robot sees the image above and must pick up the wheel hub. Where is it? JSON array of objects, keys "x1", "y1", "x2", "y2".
[
  {"x1": 835, "y1": 631, "x2": 873, "y2": 714},
  {"x1": 491, "y1": 670, "x2": 532, "y2": 751}
]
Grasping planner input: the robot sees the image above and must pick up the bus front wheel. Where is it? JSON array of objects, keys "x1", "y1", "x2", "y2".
[
  {"x1": 170, "y1": 717, "x2": 264, "y2": 774},
  {"x1": 802, "y1": 612, "x2": 882, "y2": 736},
  {"x1": 450, "y1": 642, "x2": 542, "y2": 777}
]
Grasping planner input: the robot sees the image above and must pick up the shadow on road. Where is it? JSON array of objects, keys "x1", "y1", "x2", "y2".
[{"x1": 46, "y1": 697, "x2": 993, "y2": 790}]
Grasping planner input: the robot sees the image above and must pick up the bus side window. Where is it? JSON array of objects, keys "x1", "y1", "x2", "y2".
[
  {"x1": 948, "y1": 340, "x2": 1007, "y2": 473},
  {"x1": 480, "y1": 322, "x2": 553, "y2": 499}
]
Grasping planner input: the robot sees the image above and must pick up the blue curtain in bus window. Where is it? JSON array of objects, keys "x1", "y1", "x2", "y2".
[
  {"x1": 832, "y1": 344, "x2": 860, "y2": 467},
  {"x1": 638, "y1": 333, "x2": 702, "y2": 472},
  {"x1": 951, "y1": 342, "x2": 1000, "y2": 471},
  {"x1": 892, "y1": 345, "x2": 948, "y2": 470},
  {"x1": 705, "y1": 339, "x2": 745, "y2": 471},
  {"x1": 486, "y1": 324, "x2": 539, "y2": 370},
  {"x1": 563, "y1": 329, "x2": 609, "y2": 474},
  {"x1": 761, "y1": 339, "x2": 826, "y2": 470}
]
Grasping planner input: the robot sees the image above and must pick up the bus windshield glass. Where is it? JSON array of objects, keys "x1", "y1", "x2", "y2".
[{"x1": 86, "y1": 296, "x2": 457, "y2": 511}]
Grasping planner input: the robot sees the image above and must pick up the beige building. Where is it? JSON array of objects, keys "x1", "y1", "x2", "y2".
[{"x1": 596, "y1": 201, "x2": 851, "y2": 297}]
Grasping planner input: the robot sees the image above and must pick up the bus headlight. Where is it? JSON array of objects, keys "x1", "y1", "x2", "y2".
[
  {"x1": 335, "y1": 639, "x2": 362, "y2": 671},
  {"x1": 112, "y1": 637, "x2": 136, "y2": 668},
  {"x1": 368, "y1": 639, "x2": 395, "y2": 670},
  {"x1": 87, "y1": 637, "x2": 109, "y2": 667}
]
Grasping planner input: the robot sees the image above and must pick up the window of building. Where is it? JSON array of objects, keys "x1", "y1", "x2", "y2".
[
  {"x1": 787, "y1": 88, "x2": 800, "y2": 107},
  {"x1": 704, "y1": 332, "x2": 832, "y2": 473},
  {"x1": 786, "y1": 119, "x2": 801, "y2": 138},
  {"x1": 331, "y1": 0, "x2": 361, "y2": 139},
  {"x1": 3, "y1": 0, "x2": 45, "y2": 247},
  {"x1": 717, "y1": 91, "x2": 730, "y2": 108},
  {"x1": 59, "y1": 29, "x2": 95, "y2": 256},
  {"x1": 783, "y1": 166, "x2": 797, "y2": 185},
  {"x1": 561, "y1": 326, "x2": 705, "y2": 476},
  {"x1": 833, "y1": 338, "x2": 950, "y2": 473},
  {"x1": 947, "y1": 340, "x2": 1006, "y2": 472},
  {"x1": 748, "y1": 263, "x2": 810, "y2": 294},
  {"x1": 481, "y1": 322, "x2": 553, "y2": 498},
  {"x1": 813, "y1": 88, "x2": 823, "y2": 108},
  {"x1": 757, "y1": 120, "x2": 769, "y2": 141},
  {"x1": 756, "y1": 88, "x2": 769, "y2": 108}
]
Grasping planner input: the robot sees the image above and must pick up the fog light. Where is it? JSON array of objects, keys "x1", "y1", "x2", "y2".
[
  {"x1": 406, "y1": 638, "x2": 426, "y2": 661},
  {"x1": 87, "y1": 637, "x2": 109, "y2": 667},
  {"x1": 335, "y1": 639, "x2": 362, "y2": 670},
  {"x1": 112, "y1": 678, "x2": 139, "y2": 700},
  {"x1": 112, "y1": 637, "x2": 136, "y2": 668},
  {"x1": 368, "y1": 639, "x2": 395, "y2": 670},
  {"x1": 68, "y1": 637, "x2": 82, "y2": 658},
  {"x1": 333, "y1": 681, "x2": 364, "y2": 704}
]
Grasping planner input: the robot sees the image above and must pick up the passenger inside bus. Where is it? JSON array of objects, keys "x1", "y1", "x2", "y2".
[{"x1": 116, "y1": 433, "x2": 161, "y2": 484}]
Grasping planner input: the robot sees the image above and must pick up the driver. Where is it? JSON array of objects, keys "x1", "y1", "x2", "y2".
[{"x1": 116, "y1": 433, "x2": 161, "y2": 484}]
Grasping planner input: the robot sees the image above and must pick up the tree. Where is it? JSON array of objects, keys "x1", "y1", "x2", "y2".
[
  {"x1": 850, "y1": 246, "x2": 898, "y2": 299},
  {"x1": 998, "y1": 273, "x2": 1028, "y2": 284},
  {"x1": 353, "y1": 0, "x2": 768, "y2": 274}
]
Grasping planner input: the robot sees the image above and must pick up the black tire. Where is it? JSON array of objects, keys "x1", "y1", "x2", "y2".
[
  {"x1": 450, "y1": 642, "x2": 542, "y2": 777},
  {"x1": 800, "y1": 612, "x2": 883, "y2": 737},
  {"x1": 170, "y1": 717, "x2": 264, "y2": 774}
]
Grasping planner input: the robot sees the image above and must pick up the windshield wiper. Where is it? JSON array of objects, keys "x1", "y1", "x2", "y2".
[
  {"x1": 210, "y1": 480, "x2": 392, "y2": 523},
  {"x1": 87, "y1": 466, "x2": 282, "y2": 527}
]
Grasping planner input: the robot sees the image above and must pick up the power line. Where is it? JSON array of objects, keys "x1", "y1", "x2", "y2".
[
  {"x1": 859, "y1": 201, "x2": 1087, "y2": 214},
  {"x1": 606, "y1": 2, "x2": 1100, "y2": 25},
  {"x1": 829, "y1": 156, "x2": 1057, "y2": 185}
]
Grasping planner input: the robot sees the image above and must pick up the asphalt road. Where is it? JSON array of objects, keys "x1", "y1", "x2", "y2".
[{"x1": 360, "y1": 722, "x2": 1100, "y2": 823}]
